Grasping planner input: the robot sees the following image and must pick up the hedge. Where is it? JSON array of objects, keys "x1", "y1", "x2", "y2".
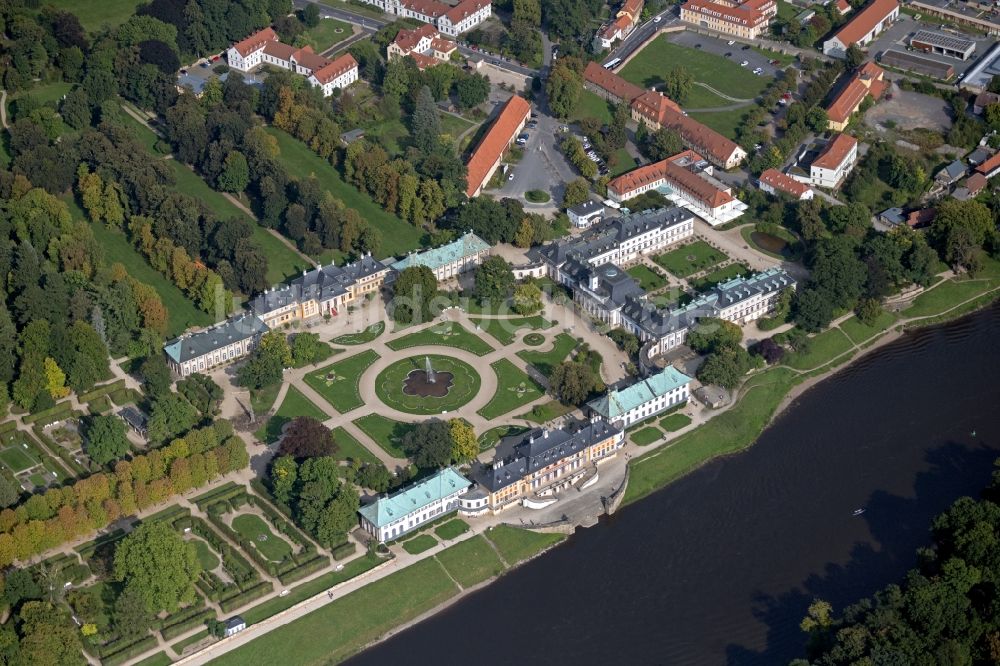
[
  {"x1": 192, "y1": 481, "x2": 245, "y2": 508},
  {"x1": 22, "y1": 401, "x2": 74, "y2": 425},
  {"x1": 78, "y1": 379, "x2": 125, "y2": 403},
  {"x1": 0, "y1": 421, "x2": 16, "y2": 435},
  {"x1": 32, "y1": 425, "x2": 89, "y2": 476},
  {"x1": 101, "y1": 636, "x2": 157, "y2": 666},
  {"x1": 331, "y1": 542, "x2": 357, "y2": 561},
  {"x1": 186, "y1": 517, "x2": 258, "y2": 587},
  {"x1": 107, "y1": 388, "x2": 141, "y2": 406},
  {"x1": 87, "y1": 396, "x2": 112, "y2": 414},
  {"x1": 277, "y1": 554, "x2": 330, "y2": 585},
  {"x1": 161, "y1": 609, "x2": 215, "y2": 640},
  {"x1": 219, "y1": 581, "x2": 274, "y2": 613},
  {"x1": 156, "y1": 600, "x2": 206, "y2": 632}
]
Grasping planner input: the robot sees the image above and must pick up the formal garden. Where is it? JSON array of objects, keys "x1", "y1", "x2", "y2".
[
  {"x1": 654, "y1": 241, "x2": 729, "y2": 278},
  {"x1": 477, "y1": 359, "x2": 544, "y2": 420},
  {"x1": 304, "y1": 350, "x2": 381, "y2": 413},
  {"x1": 387, "y1": 321, "x2": 496, "y2": 356},
  {"x1": 373, "y1": 355, "x2": 482, "y2": 415}
]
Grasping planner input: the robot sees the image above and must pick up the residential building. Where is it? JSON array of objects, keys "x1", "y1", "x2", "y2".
[
  {"x1": 680, "y1": 0, "x2": 777, "y2": 39},
  {"x1": 568, "y1": 200, "x2": 605, "y2": 228},
  {"x1": 250, "y1": 256, "x2": 390, "y2": 328},
  {"x1": 588, "y1": 366, "x2": 692, "y2": 428},
  {"x1": 389, "y1": 232, "x2": 491, "y2": 281},
  {"x1": 823, "y1": 0, "x2": 899, "y2": 57},
  {"x1": 910, "y1": 29, "x2": 976, "y2": 60},
  {"x1": 703, "y1": 267, "x2": 797, "y2": 324},
  {"x1": 583, "y1": 63, "x2": 746, "y2": 169},
  {"x1": 758, "y1": 168, "x2": 815, "y2": 200},
  {"x1": 356, "y1": 0, "x2": 492, "y2": 36},
  {"x1": 935, "y1": 159, "x2": 967, "y2": 185},
  {"x1": 567, "y1": 260, "x2": 647, "y2": 328},
  {"x1": 595, "y1": 0, "x2": 644, "y2": 49},
  {"x1": 606, "y1": 150, "x2": 748, "y2": 225},
  {"x1": 163, "y1": 314, "x2": 269, "y2": 377},
  {"x1": 835, "y1": 0, "x2": 853, "y2": 15},
  {"x1": 387, "y1": 24, "x2": 457, "y2": 69},
  {"x1": 223, "y1": 617, "x2": 246, "y2": 637},
  {"x1": 358, "y1": 467, "x2": 472, "y2": 542},
  {"x1": 906, "y1": 208, "x2": 936, "y2": 228},
  {"x1": 473, "y1": 419, "x2": 625, "y2": 512},
  {"x1": 975, "y1": 151, "x2": 1000, "y2": 178},
  {"x1": 974, "y1": 91, "x2": 1000, "y2": 115},
  {"x1": 788, "y1": 134, "x2": 859, "y2": 189},
  {"x1": 465, "y1": 95, "x2": 531, "y2": 197},
  {"x1": 967, "y1": 146, "x2": 993, "y2": 167},
  {"x1": 878, "y1": 207, "x2": 906, "y2": 227},
  {"x1": 825, "y1": 61, "x2": 887, "y2": 131},
  {"x1": 953, "y1": 172, "x2": 987, "y2": 200},
  {"x1": 226, "y1": 28, "x2": 358, "y2": 96}
]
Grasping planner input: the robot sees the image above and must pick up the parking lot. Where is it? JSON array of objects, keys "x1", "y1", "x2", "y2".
[
  {"x1": 867, "y1": 15, "x2": 998, "y2": 79},
  {"x1": 669, "y1": 31, "x2": 783, "y2": 81}
]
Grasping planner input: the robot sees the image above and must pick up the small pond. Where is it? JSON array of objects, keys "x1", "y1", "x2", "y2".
[{"x1": 751, "y1": 231, "x2": 795, "y2": 258}]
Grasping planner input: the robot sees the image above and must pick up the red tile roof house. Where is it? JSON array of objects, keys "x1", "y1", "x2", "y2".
[
  {"x1": 387, "y1": 25, "x2": 458, "y2": 69},
  {"x1": 465, "y1": 95, "x2": 531, "y2": 197},
  {"x1": 226, "y1": 28, "x2": 358, "y2": 96},
  {"x1": 583, "y1": 62, "x2": 747, "y2": 169},
  {"x1": 359, "y1": 0, "x2": 492, "y2": 36},
  {"x1": 974, "y1": 151, "x2": 1000, "y2": 179},
  {"x1": 758, "y1": 169, "x2": 815, "y2": 200},
  {"x1": 823, "y1": 0, "x2": 899, "y2": 58},
  {"x1": 595, "y1": 0, "x2": 644, "y2": 49},
  {"x1": 825, "y1": 61, "x2": 887, "y2": 131},
  {"x1": 607, "y1": 150, "x2": 748, "y2": 225}
]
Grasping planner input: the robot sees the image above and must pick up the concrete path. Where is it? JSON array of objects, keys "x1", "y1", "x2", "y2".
[
  {"x1": 0, "y1": 90, "x2": 7, "y2": 129},
  {"x1": 692, "y1": 81, "x2": 753, "y2": 103}
]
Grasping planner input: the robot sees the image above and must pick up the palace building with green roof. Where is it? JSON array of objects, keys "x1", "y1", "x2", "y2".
[
  {"x1": 588, "y1": 366, "x2": 692, "y2": 428},
  {"x1": 358, "y1": 467, "x2": 473, "y2": 542}
]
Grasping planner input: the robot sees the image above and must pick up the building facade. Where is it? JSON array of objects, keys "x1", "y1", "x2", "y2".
[
  {"x1": 680, "y1": 0, "x2": 777, "y2": 39},
  {"x1": 389, "y1": 232, "x2": 491, "y2": 281},
  {"x1": 588, "y1": 366, "x2": 692, "y2": 428},
  {"x1": 226, "y1": 28, "x2": 358, "y2": 96},
  {"x1": 568, "y1": 200, "x2": 606, "y2": 228},
  {"x1": 163, "y1": 314, "x2": 269, "y2": 377},
  {"x1": 823, "y1": 0, "x2": 899, "y2": 57},
  {"x1": 387, "y1": 24, "x2": 457, "y2": 68},
  {"x1": 474, "y1": 419, "x2": 625, "y2": 512},
  {"x1": 759, "y1": 168, "x2": 815, "y2": 199},
  {"x1": 465, "y1": 95, "x2": 531, "y2": 197},
  {"x1": 595, "y1": 0, "x2": 644, "y2": 49},
  {"x1": 358, "y1": 468, "x2": 472, "y2": 542},
  {"x1": 356, "y1": 0, "x2": 491, "y2": 36},
  {"x1": 825, "y1": 61, "x2": 886, "y2": 131},
  {"x1": 788, "y1": 134, "x2": 859, "y2": 189}
]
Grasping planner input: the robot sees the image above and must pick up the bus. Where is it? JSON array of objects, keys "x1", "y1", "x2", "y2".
[{"x1": 603, "y1": 57, "x2": 621, "y2": 69}]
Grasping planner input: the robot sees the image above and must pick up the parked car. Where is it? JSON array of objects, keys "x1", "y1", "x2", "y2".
[
  {"x1": 725, "y1": 52, "x2": 732, "y2": 57},
  {"x1": 740, "y1": 60, "x2": 749, "y2": 67},
  {"x1": 559, "y1": 125, "x2": 569, "y2": 132},
  {"x1": 200, "y1": 61, "x2": 210, "y2": 68},
  {"x1": 508, "y1": 171, "x2": 515, "y2": 180},
  {"x1": 727, "y1": 40, "x2": 736, "y2": 46},
  {"x1": 695, "y1": 43, "x2": 702, "y2": 48},
  {"x1": 742, "y1": 44, "x2": 751, "y2": 50},
  {"x1": 654, "y1": 16, "x2": 661, "y2": 22}
]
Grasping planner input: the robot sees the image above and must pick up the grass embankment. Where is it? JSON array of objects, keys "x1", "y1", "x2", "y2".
[{"x1": 213, "y1": 527, "x2": 564, "y2": 665}]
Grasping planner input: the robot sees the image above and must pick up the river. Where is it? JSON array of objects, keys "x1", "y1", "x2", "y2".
[{"x1": 347, "y1": 304, "x2": 1000, "y2": 666}]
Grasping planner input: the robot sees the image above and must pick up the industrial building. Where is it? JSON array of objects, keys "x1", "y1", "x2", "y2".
[
  {"x1": 879, "y1": 48, "x2": 956, "y2": 80},
  {"x1": 909, "y1": 29, "x2": 976, "y2": 60}
]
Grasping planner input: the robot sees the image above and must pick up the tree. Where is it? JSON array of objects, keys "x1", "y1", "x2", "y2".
[
  {"x1": 810, "y1": 236, "x2": 867, "y2": 311},
  {"x1": 686, "y1": 319, "x2": 743, "y2": 354},
  {"x1": 608, "y1": 328, "x2": 640, "y2": 356},
  {"x1": 390, "y1": 265, "x2": 438, "y2": 325},
  {"x1": 661, "y1": 66, "x2": 694, "y2": 104},
  {"x1": 112, "y1": 587, "x2": 153, "y2": 640},
  {"x1": 401, "y1": 420, "x2": 453, "y2": 469},
  {"x1": 269, "y1": 455, "x2": 298, "y2": 505},
  {"x1": 931, "y1": 199, "x2": 995, "y2": 269},
  {"x1": 18, "y1": 601, "x2": 83, "y2": 666},
  {"x1": 794, "y1": 285, "x2": 836, "y2": 331},
  {"x1": 550, "y1": 360, "x2": 600, "y2": 405},
  {"x1": 66, "y1": 320, "x2": 109, "y2": 393},
  {"x1": 114, "y1": 521, "x2": 201, "y2": 613},
  {"x1": 642, "y1": 127, "x2": 684, "y2": 162},
  {"x1": 357, "y1": 463, "x2": 392, "y2": 492},
  {"x1": 474, "y1": 256, "x2": 515, "y2": 304},
  {"x1": 237, "y1": 330, "x2": 291, "y2": 389},
  {"x1": 563, "y1": 178, "x2": 591, "y2": 208},
  {"x1": 138, "y1": 354, "x2": 172, "y2": 398},
  {"x1": 454, "y1": 73, "x2": 490, "y2": 109},
  {"x1": 845, "y1": 43, "x2": 865, "y2": 69},
  {"x1": 302, "y1": 2, "x2": 321, "y2": 27},
  {"x1": 278, "y1": 417, "x2": 338, "y2": 459},
  {"x1": 754, "y1": 337, "x2": 785, "y2": 365},
  {"x1": 410, "y1": 86, "x2": 441, "y2": 156},
  {"x1": 546, "y1": 57, "x2": 583, "y2": 118},
  {"x1": 513, "y1": 282, "x2": 543, "y2": 315},
  {"x1": 217, "y1": 150, "x2": 249, "y2": 193},
  {"x1": 176, "y1": 374, "x2": 223, "y2": 417},
  {"x1": 806, "y1": 107, "x2": 829, "y2": 132},
  {"x1": 696, "y1": 343, "x2": 751, "y2": 389},
  {"x1": 449, "y1": 418, "x2": 477, "y2": 463},
  {"x1": 291, "y1": 332, "x2": 326, "y2": 366},
  {"x1": 147, "y1": 392, "x2": 199, "y2": 444},
  {"x1": 83, "y1": 415, "x2": 130, "y2": 465},
  {"x1": 0, "y1": 476, "x2": 20, "y2": 508}
]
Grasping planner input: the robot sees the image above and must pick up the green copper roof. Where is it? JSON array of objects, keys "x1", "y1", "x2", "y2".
[
  {"x1": 588, "y1": 366, "x2": 692, "y2": 420},
  {"x1": 358, "y1": 467, "x2": 471, "y2": 528},
  {"x1": 390, "y1": 232, "x2": 490, "y2": 272}
]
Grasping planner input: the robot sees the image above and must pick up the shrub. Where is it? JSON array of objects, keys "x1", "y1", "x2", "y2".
[
  {"x1": 219, "y1": 582, "x2": 273, "y2": 613},
  {"x1": 331, "y1": 542, "x2": 357, "y2": 561}
]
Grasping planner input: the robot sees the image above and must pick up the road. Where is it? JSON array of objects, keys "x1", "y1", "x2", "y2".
[{"x1": 605, "y1": 6, "x2": 681, "y2": 66}]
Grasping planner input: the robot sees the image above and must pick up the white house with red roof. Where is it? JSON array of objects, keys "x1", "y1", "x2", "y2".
[
  {"x1": 226, "y1": 28, "x2": 358, "y2": 97},
  {"x1": 758, "y1": 169, "x2": 815, "y2": 200},
  {"x1": 360, "y1": 0, "x2": 491, "y2": 36},
  {"x1": 595, "y1": 0, "x2": 644, "y2": 50},
  {"x1": 387, "y1": 24, "x2": 457, "y2": 69}
]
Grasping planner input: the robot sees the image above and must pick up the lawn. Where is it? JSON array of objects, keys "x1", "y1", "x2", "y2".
[
  {"x1": 654, "y1": 241, "x2": 728, "y2": 278},
  {"x1": 434, "y1": 535, "x2": 504, "y2": 588},
  {"x1": 660, "y1": 413, "x2": 692, "y2": 432},
  {"x1": 191, "y1": 539, "x2": 220, "y2": 571},
  {"x1": 518, "y1": 399, "x2": 575, "y2": 424},
  {"x1": 265, "y1": 127, "x2": 426, "y2": 260},
  {"x1": 620, "y1": 38, "x2": 768, "y2": 101},
  {"x1": 331, "y1": 427, "x2": 379, "y2": 465},
  {"x1": 609, "y1": 147, "x2": 635, "y2": 177},
  {"x1": 434, "y1": 519, "x2": 470, "y2": 540},
  {"x1": 386, "y1": 322, "x2": 495, "y2": 356},
  {"x1": 683, "y1": 85, "x2": 736, "y2": 110},
  {"x1": 624, "y1": 368, "x2": 799, "y2": 506},
  {"x1": 570, "y1": 90, "x2": 614, "y2": 124},
  {"x1": 134, "y1": 652, "x2": 173, "y2": 666},
  {"x1": 0, "y1": 447, "x2": 36, "y2": 473},
  {"x1": 477, "y1": 424, "x2": 529, "y2": 451},
  {"x1": 212, "y1": 557, "x2": 457, "y2": 666},
  {"x1": 255, "y1": 386, "x2": 330, "y2": 444},
  {"x1": 402, "y1": 534, "x2": 437, "y2": 555},
  {"x1": 49, "y1": 0, "x2": 141, "y2": 32},
  {"x1": 516, "y1": 332, "x2": 578, "y2": 378},
  {"x1": 690, "y1": 263, "x2": 750, "y2": 291},
  {"x1": 902, "y1": 277, "x2": 1000, "y2": 319},
  {"x1": 241, "y1": 554, "x2": 381, "y2": 624},
  {"x1": 250, "y1": 383, "x2": 282, "y2": 416},
  {"x1": 477, "y1": 359, "x2": 544, "y2": 420},
  {"x1": 304, "y1": 349, "x2": 380, "y2": 413},
  {"x1": 840, "y1": 311, "x2": 898, "y2": 345},
  {"x1": 352, "y1": 414, "x2": 414, "y2": 459},
  {"x1": 690, "y1": 107, "x2": 751, "y2": 140},
  {"x1": 784, "y1": 328, "x2": 854, "y2": 371},
  {"x1": 232, "y1": 514, "x2": 293, "y2": 562},
  {"x1": 298, "y1": 18, "x2": 354, "y2": 51},
  {"x1": 626, "y1": 264, "x2": 667, "y2": 292},
  {"x1": 14, "y1": 81, "x2": 73, "y2": 109},
  {"x1": 483, "y1": 525, "x2": 565, "y2": 566},
  {"x1": 374, "y1": 355, "x2": 481, "y2": 415},
  {"x1": 170, "y1": 630, "x2": 209, "y2": 655},
  {"x1": 332, "y1": 322, "x2": 385, "y2": 345},
  {"x1": 631, "y1": 427, "x2": 662, "y2": 446},
  {"x1": 85, "y1": 208, "x2": 215, "y2": 336},
  {"x1": 469, "y1": 315, "x2": 553, "y2": 345}
]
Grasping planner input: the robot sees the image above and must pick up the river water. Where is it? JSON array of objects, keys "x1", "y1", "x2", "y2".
[{"x1": 348, "y1": 304, "x2": 1000, "y2": 666}]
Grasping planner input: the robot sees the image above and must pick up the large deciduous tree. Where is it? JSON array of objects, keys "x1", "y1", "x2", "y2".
[
  {"x1": 114, "y1": 521, "x2": 201, "y2": 613},
  {"x1": 83, "y1": 414, "x2": 130, "y2": 465},
  {"x1": 473, "y1": 256, "x2": 515, "y2": 305},
  {"x1": 278, "y1": 417, "x2": 338, "y2": 459},
  {"x1": 401, "y1": 420, "x2": 453, "y2": 469},
  {"x1": 390, "y1": 265, "x2": 438, "y2": 325}
]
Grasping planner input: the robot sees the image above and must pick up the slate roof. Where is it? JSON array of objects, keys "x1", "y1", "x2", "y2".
[
  {"x1": 163, "y1": 314, "x2": 268, "y2": 365},
  {"x1": 358, "y1": 468, "x2": 471, "y2": 528},
  {"x1": 250, "y1": 255, "x2": 389, "y2": 316},
  {"x1": 568, "y1": 199, "x2": 605, "y2": 218},
  {"x1": 588, "y1": 366, "x2": 692, "y2": 420},
  {"x1": 477, "y1": 419, "x2": 622, "y2": 492}
]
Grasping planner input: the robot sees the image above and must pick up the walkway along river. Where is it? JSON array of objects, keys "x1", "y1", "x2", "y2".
[{"x1": 347, "y1": 303, "x2": 1000, "y2": 666}]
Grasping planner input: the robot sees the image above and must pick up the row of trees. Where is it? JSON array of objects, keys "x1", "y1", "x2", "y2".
[{"x1": 0, "y1": 422, "x2": 249, "y2": 567}]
